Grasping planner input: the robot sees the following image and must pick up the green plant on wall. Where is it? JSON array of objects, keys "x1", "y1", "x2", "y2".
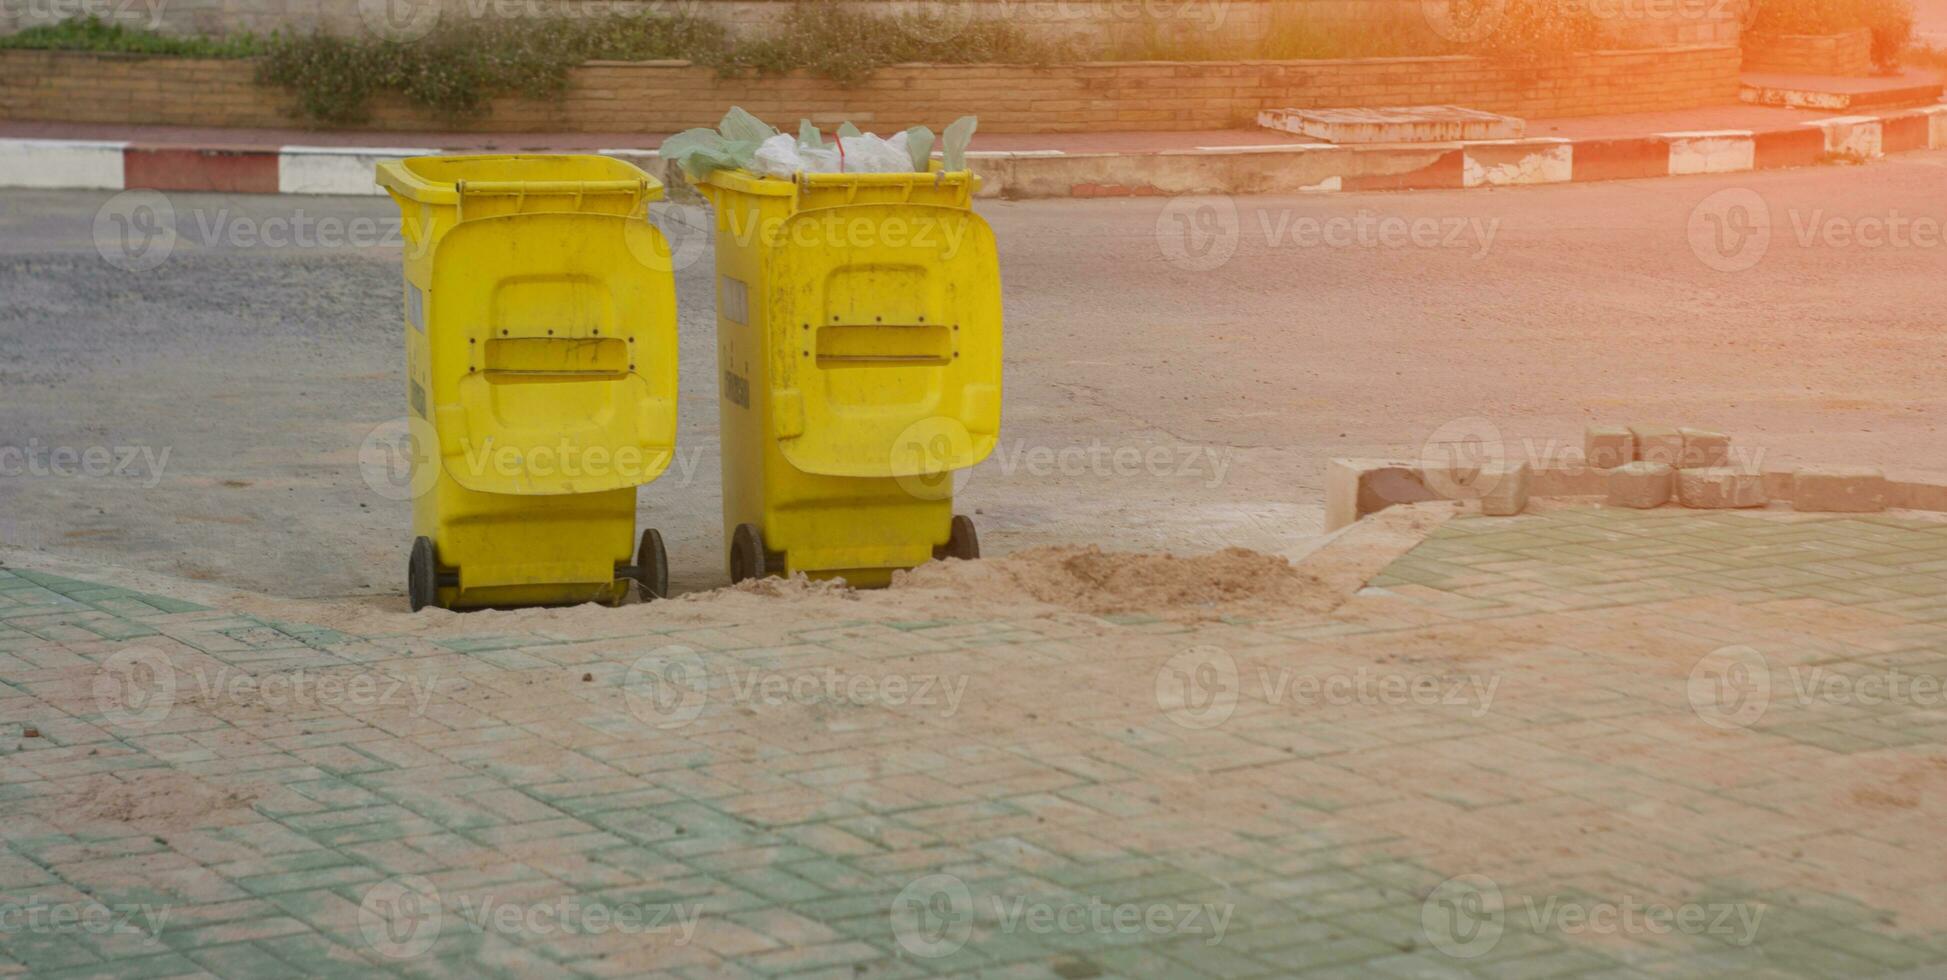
[
  {"x1": 0, "y1": 15, "x2": 262, "y2": 56},
  {"x1": 1749, "y1": 0, "x2": 1915, "y2": 69},
  {"x1": 256, "y1": 15, "x2": 730, "y2": 124}
]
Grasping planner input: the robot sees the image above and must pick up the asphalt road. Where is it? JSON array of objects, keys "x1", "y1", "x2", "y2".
[{"x1": 3, "y1": 153, "x2": 1945, "y2": 601}]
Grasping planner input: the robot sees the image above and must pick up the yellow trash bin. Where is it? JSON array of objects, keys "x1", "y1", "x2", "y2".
[
  {"x1": 376, "y1": 154, "x2": 680, "y2": 610},
  {"x1": 691, "y1": 167, "x2": 1003, "y2": 587}
]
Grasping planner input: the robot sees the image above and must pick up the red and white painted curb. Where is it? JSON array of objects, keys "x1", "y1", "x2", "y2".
[{"x1": 2, "y1": 103, "x2": 1942, "y2": 199}]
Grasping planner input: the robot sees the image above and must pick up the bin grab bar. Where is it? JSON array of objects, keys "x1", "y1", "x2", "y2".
[{"x1": 452, "y1": 178, "x2": 651, "y2": 221}]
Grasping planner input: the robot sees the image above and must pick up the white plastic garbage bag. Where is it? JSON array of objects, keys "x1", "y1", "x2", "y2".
[{"x1": 837, "y1": 133, "x2": 912, "y2": 174}]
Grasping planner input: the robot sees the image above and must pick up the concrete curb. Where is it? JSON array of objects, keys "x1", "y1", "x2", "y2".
[{"x1": 3, "y1": 103, "x2": 1942, "y2": 199}]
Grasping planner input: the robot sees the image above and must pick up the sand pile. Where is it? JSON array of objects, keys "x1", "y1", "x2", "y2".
[{"x1": 892, "y1": 545, "x2": 1338, "y2": 616}]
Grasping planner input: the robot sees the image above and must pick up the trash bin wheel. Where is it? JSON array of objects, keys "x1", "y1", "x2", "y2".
[
  {"x1": 635, "y1": 528, "x2": 670, "y2": 601},
  {"x1": 408, "y1": 536, "x2": 441, "y2": 612},
  {"x1": 730, "y1": 524, "x2": 768, "y2": 584},
  {"x1": 936, "y1": 515, "x2": 980, "y2": 561}
]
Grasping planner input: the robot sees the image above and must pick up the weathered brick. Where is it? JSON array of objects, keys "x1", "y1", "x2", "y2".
[
  {"x1": 1677, "y1": 427, "x2": 1731, "y2": 469},
  {"x1": 1792, "y1": 465, "x2": 1889, "y2": 513},
  {"x1": 1629, "y1": 424, "x2": 1685, "y2": 467},
  {"x1": 1606, "y1": 461, "x2": 1674, "y2": 509},
  {"x1": 1676, "y1": 467, "x2": 1768, "y2": 509},
  {"x1": 1585, "y1": 425, "x2": 1635, "y2": 470},
  {"x1": 1480, "y1": 462, "x2": 1532, "y2": 517}
]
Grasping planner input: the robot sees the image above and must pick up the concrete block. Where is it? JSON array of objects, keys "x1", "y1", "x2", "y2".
[
  {"x1": 1677, "y1": 467, "x2": 1769, "y2": 509},
  {"x1": 1480, "y1": 463, "x2": 1532, "y2": 517},
  {"x1": 1792, "y1": 466, "x2": 1888, "y2": 513},
  {"x1": 1261, "y1": 105, "x2": 1524, "y2": 144},
  {"x1": 1811, "y1": 115, "x2": 1884, "y2": 159},
  {"x1": 1678, "y1": 428, "x2": 1731, "y2": 469},
  {"x1": 1463, "y1": 139, "x2": 1572, "y2": 188},
  {"x1": 1607, "y1": 462, "x2": 1674, "y2": 509},
  {"x1": 1665, "y1": 130, "x2": 1755, "y2": 175},
  {"x1": 1532, "y1": 464, "x2": 1607, "y2": 496},
  {"x1": 1887, "y1": 469, "x2": 1947, "y2": 511},
  {"x1": 1325, "y1": 459, "x2": 1440, "y2": 531},
  {"x1": 1585, "y1": 425, "x2": 1635, "y2": 470},
  {"x1": 1629, "y1": 424, "x2": 1684, "y2": 467}
]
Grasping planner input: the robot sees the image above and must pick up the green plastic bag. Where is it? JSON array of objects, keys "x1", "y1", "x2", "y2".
[{"x1": 942, "y1": 115, "x2": 977, "y2": 172}]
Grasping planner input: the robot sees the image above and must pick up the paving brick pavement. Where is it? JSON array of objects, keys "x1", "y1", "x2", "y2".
[{"x1": 3, "y1": 505, "x2": 1947, "y2": 977}]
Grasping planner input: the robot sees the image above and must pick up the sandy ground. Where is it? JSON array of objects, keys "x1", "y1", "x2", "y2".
[{"x1": 2, "y1": 155, "x2": 1945, "y2": 604}]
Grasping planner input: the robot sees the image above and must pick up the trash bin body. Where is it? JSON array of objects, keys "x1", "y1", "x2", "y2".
[
  {"x1": 376, "y1": 155, "x2": 679, "y2": 609},
  {"x1": 693, "y1": 168, "x2": 1002, "y2": 587}
]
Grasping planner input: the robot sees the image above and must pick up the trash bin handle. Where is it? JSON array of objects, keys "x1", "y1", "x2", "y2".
[{"x1": 451, "y1": 178, "x2": 651, "y2": 220}]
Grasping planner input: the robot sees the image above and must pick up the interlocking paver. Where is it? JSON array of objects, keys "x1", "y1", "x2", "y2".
[{"x1": 5, "y1": 511, "x2": 1947, "y2": 975}]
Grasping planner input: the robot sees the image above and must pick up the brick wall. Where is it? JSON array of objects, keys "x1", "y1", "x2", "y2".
[
  {"x1": 0, "y1": 46, "x2": 1743, "y2": 135},
  {"x1": 1742, "y1": 28, "x2": 1876, "y2": 76}
]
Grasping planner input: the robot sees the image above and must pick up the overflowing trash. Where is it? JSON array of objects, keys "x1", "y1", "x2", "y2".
[{"x1": 663, "y1": 107, "x2": 978, "y2": 179}]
